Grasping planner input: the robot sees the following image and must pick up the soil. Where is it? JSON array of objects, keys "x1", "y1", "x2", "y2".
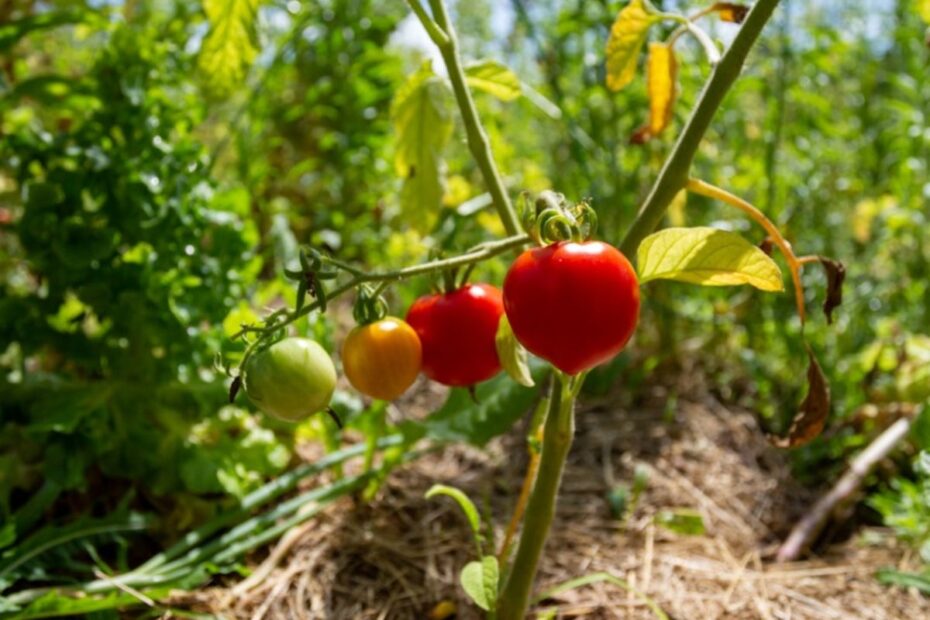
[{"x1": 170, "y1": 377, "x2": 930, "y2": 620}]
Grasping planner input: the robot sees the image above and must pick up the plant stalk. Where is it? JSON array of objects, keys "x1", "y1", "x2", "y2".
[
  {"x1": 619, "y1": 0, "x2": 781, "y2": 258},
  {"x1": 497, "y1": 374, "x2": 575, "y2": 620},
  {"x1": 418, "y1": 0, "x2": 522, "y2": 236}
]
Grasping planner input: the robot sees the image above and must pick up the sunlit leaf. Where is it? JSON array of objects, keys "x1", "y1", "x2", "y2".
[
  {"x1": 632, "y1": 42, "x2": 677, "y2": 143},
  {"x1": 495, "y1": 315, "x2": 534, "y2": 387},
  {"x1": 918, "y1": 0, "x2": 930, "y2": 24},
  {"x1": 459, "y1": 556, "x2": 499, "y2": 611},
  {"x1": 198, "y1": 0, "x2": 262, "y2": 97},
  {"x1": 711, "y1": 2, "x2": 750, "y2": 23},
  {"x1": 637, "y1": 227, "x2": 784, "y2": 292},
  {"x1": 605, "y1": 0, "x2": 662, "y2": 91},
  {"x1": 465, "y1": 59, "x2": 521, "y2": 101},
  {"x1": 769, "y1": 347, "x2": 831, "y2": 448},
  {"x1": 391, "y1": 63, "x2": 453, "y2": 230}
]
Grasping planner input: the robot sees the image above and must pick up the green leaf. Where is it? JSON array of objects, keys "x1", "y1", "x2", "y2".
[
  {"x1": 198, "y1": 0, "x2": 262, "y2": 97},
  {"x1": 425, "y1": 484, "x2": 481, "y2": 538},
  {"x1": 637, "y1": 227, "x2": 784, "y2": 292},
  {"x1": 464, "y1": 60, "x2": 522, "y2": 101},
  {"x1": 418, "y1": 361, "x2": 546, "y2": 446},
  {"x1": 605, "y1": 0, "x2": 662, "y2": 91},
  {"x1": 459, "y1": 556, "x2": 499, "y2": 612},
  {"x1": 391, "y1": 62, "x2": 453, "y2": 229},
  {"x1": 877, "y1": 568, "x2": 930, "y2": 594},
  {"x1": 495, "y1": 315, "x2": 534, "y2": 387},
  {"x1": 655, "y1": 509, "x2": 705, "y2": 536}
]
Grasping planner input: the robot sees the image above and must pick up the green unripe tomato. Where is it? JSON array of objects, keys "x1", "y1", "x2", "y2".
[{"x1": 243, "y1": 337, "x2": 337, "y2": 422}]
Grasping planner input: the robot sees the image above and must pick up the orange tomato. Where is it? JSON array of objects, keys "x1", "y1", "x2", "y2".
[{"x1": 341, "y1": 316, "x2": 422, "y2": 400}]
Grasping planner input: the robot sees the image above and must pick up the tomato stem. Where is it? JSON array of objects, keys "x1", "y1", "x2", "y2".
[
  {"x1": 407, "y1": 0, "x2": 522, "y2": 236},
  {"x1": 497, "y1": 372, "x2": 576, "y2": 619},
  {"x1": 619, "y1": 0, "x2": 781, "y2": 257}
]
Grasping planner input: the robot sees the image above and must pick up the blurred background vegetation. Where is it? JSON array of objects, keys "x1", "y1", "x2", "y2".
[{"x1": 1, "y1": 0, "x2": 929, "y2": 604}]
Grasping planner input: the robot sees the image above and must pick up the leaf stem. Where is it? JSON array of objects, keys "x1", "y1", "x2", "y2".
[
  {"x1": 619, "y1": 0, "x2": 781, "y2": 257},
  {"x1": 497, "y1": 373, "x2": 576, "y2": 619},
  {"x1": 236, "y1": 233, "x2": 529, "y2": 369},
  {"x1": 686, "y1": 177, "x2": 806, "y2": 321}
]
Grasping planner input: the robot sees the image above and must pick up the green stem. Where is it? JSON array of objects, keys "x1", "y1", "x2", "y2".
[
  {"x1": 619, "y1": 0, "x2": 781, "y2": 258},
  {"x1": 236, "y1": 233, "x2": 529, "y2": 369},
  {"x1": 497, "y1": 373, "x2": 575, "y2": 620},
  {"x1": 412, "y1": 0, "x2": 521, "y2": 235}
]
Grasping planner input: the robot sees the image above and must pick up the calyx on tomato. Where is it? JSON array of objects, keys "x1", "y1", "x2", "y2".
[
  {"x1": 503, "y1": 241, "x2": 640, "y2": 375},
  {"x1": 406, "y1": 283, "x2": 503, "y2": 387},
  {"x1": 243, "y1": 337, "x2": 337, "y2": 421}
]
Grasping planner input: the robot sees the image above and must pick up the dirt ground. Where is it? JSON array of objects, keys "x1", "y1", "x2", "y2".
[{"x1": 174, "y1": 378, "x2": 930, "y2": 620}]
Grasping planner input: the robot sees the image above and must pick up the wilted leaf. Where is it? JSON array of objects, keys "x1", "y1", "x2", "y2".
[
  {"x1": 632, "y1": 42, "x2": 678, "y2": 143},
  {"x1": 391, "y1": 63, "x2": 453, "y2": 230},
  {"x1": 769, "y1": 347, "x2": 831, "y2": 448},
  {"x1": 605, "y1": 0, "x2": 662, "y2": 91},
  {"x1": 464, "y1": 60, "x2": 521, "y2": 101},
  {"x1": 818, "y1": 257, "x2": 845, "y2": 324},
  {"x1": 711, "y1": 2, "x2": 750, "y2": 23},
  {"x1": 496, "y1": 315, "x2": 534, "y2": 387},
  {"x1": 198, "y1": 0, "x2": 261, "y2": 97},
  {"x1": 460, "y1": 556, "x2": 499, "y2": 611},
  {"x1": 637, "y1": 227, "x2": 784, "y2": 292}
]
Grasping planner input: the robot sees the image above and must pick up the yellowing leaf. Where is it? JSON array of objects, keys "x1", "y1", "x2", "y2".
[
  {"x1": 632, "y1": 42, "x2": 678, "y2": 142},
  {"x1": 464, "y1": 60, "x2": 521, "y2": 101},
  {"x1": 637, "y1": 227, "x2": 784, "y2": 292},
  {"x1": 605, "y1": 0, "x2": 662, "y2": 91},
  {"x1": 391, "y1": 63, "x2": 453, "y2": 230},
  {"x1": 646, "y1": 43, "x2": 677, "y2": 135},
  {"x1": 711, "y1": 2, "x2": 750, "y2": 23},
  {"x1": 198, "y1": 0, "x2": 261, "y2": 97}
]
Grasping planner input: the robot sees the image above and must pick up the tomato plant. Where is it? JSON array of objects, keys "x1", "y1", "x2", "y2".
[
  {"x1": 406, "y1": 284, "x2": 504, "y2": 387},
  {"x1": 342, "y1": 317, "x2": 422, "y2": 400},
  {"x1": 243, "y1": 338, "x2": 337, "y2": 422},
  {"x1": 504, "y1": 240, "x2": 640, "y2": 375}
]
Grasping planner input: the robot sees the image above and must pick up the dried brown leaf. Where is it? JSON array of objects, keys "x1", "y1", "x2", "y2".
[{"x1": 770, "y1": 347, "x2": 830, "y2": 448}]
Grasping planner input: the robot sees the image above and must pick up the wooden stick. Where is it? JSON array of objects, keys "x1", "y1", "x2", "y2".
[{"x1": 776, "y1": 416, "x2": 913, "y2": 562}]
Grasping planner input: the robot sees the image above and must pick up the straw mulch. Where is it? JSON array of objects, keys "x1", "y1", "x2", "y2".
[{"x1": 171, "y1": 381, "x2": 929, "y2": 619}]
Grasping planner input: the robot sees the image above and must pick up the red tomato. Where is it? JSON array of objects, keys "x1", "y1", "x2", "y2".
[
  {"x1": 503, "y1": 241, "x2": 639, "y2": 375},
  {"x1": 406, "y1": 284, "x2": 503, "y2": 387}
]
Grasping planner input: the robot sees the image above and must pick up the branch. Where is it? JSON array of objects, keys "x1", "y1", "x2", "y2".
[
  {"x1": 407, "y1": 0, "x2": 522, "y2": 235},
  {"x1": 619, "y1": 0, "x2": 782, "y2": 258},
  {"x1": 776, "y1": 414, "x2": 914, "y2": 562}
]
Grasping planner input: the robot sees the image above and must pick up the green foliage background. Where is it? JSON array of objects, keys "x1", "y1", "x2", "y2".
[{"x1": 1, "y1": 0, "x2": 929, "y2": 604}]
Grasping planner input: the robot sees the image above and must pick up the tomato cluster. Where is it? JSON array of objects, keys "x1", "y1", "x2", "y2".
[{"x1": 242, "y1": 221, "x2": 640, "y2": 422}]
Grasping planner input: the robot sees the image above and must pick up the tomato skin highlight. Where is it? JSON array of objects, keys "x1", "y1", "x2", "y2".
[
  {"x1": 243, "y1": 337, "x2": 337, "y2": 421},
  {"x1": 503, "y1": 241, "x2": 640, "y2": 375},
  {"x1": 406, "y1": 283, "x2": 504, "y2": 387},
  {"x1": 341, "y1": 317, "x2": 422, "y2": 400}
]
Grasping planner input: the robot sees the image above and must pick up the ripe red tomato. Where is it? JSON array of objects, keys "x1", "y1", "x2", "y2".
[
  {"x1": 503, "y1": 241, "x2": 639, "y2": 375},
  {"x1": 406, "y1": 284, "x2": 503, "y2": 387},
  {"x1": 342, "y1": 317, "x2": 422, "y2": 401}
]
